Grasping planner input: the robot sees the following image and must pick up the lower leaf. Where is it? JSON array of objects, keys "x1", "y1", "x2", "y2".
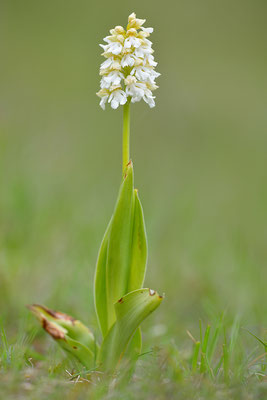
[
  {"x1": 28, "y1": 304, "x2": 96, "y2": 368},
  {"x1": 98, "y1": 288, "x2": 163, "y2": 372}
]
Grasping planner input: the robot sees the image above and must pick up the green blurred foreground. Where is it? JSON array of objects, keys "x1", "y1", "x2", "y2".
[{"x1": 0, "y1": 0, "x2": 267, "y2": 398}]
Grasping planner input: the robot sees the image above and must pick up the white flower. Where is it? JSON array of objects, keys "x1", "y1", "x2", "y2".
[
  {"x1": 100, "y1": 70, "x2": 124, "y2": 89},
  {"x1": 124, "y1": 76, "x2": 155, "y2": 108},
  {"x1": 126, "y1": 81, "x2": 146, "y2": 102},
  {"x1": 100, "y1": 57, "x2": 122, "y2": 72},
  {"x1": 144, "y1": 54, "x2": 157, "y2": 67},
  {"x1": 100, "y1": 42, "x2": 123, "y2": 55},
  {"x1": 141, "y1": 27, "x2": 153, "y2": 34},
  {"x1": 97, "y1": 12, "x2": 160, "y2": 109},
  {"x1": 124, "y1": 36, "x2": 141, "y2": 49},
  {"x1": 108, "y1": 87, "x2": 127, "y2": 109},
  {"x1": 121, "y1": 53, "x2": 136, "y2": 67},
  {"x1": 134, "y1": 45, "x2": 153, "y2": 58},
  {"x1": 100, "y1": 57, "x2": 114, "y2": 70},
  {"x1": 96, "y1": 88, "x2": 109, "y2": 110},
  {"x1": 130, "y1": 66, "x2": 152, "y2": 82},
  {"x1": 127, "y1": 12, "x2": 146, "y2": 30},
  {"x1": 143, "y1": 88, "x2": 155, "y2": 108}
]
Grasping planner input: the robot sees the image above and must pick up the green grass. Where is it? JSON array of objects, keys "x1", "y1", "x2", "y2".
[
  {"x1": 1, "y1": 0, "x2": 267, "y2": 398},
  {"x1": 1, "y1": 317, "x2": 267, "y2": 399}
]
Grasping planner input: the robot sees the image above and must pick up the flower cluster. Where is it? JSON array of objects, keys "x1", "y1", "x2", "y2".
[{"x1": 96, "y1": 12, "x2": 160, "y2": 110}]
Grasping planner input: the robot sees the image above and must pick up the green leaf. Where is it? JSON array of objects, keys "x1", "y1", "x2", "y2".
[
  {"x1": 28, "y1": 304, "x2": 96, "y2": 368},
  {"x1": 98, "y1": 288, "x2": 163, "y2": 372},
  {"x1": 125, "y1": 327, "x2": 142, "y2": 361},
  {"x1": 59, "y1": 335, "x2": 95, "y2": 369},
  {"x1": 122, "y1": 327, "x2": 142, "y2": 375},
  {"x1": 94, "y1": 162, "x2": 148, "y2": 338},
  {"x1": 114, "y1": 328, "x2": 142, "y2": 383},
  {"x1": 127, "y1": 189, "x2": 147, "y2": 292},
  {"x1": 106, "y1": 162, "x2": 135, "y2": 328},
  {"x1": 94, "y1": 220, "x2": 112, "y2": 337}
]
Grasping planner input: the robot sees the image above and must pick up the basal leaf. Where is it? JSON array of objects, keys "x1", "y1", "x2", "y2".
[
  {"x1": 125, "y1": 327, "x2": 142, "y2": 361},
  {"x1": 98, "y1": 288, "x2": 163, "y2": 372},
  {"x1": 28, "y1": 304, "x2": 95, "y2": 368},
  {"x1": 60, "y1": 335, "x2": 95, "y2": 369}
]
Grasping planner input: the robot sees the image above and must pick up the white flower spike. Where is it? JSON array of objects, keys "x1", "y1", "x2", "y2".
[{"x1": 96, "y1": 12, "x2": 160, "y2": 110}]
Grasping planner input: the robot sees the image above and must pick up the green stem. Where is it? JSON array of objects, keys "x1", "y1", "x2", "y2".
[{"x1": 122, "y1": 101, "x2": 130, "y2": 174}]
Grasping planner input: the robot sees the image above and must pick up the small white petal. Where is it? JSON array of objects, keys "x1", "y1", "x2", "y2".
[
  {"x1": 142, "y1": 27, "x2": 153, "y2": 34},
  {"x1": 111, "y1": 99, "x2": 119, "y2": 109},
  {"x1": 121, "y1": 54, "x2": 136, "y2": 68},
  {"x1": 100, "y1": 97, "x2": 108, "y2": 110},
  {"x1": 99, "y1": 44, "x2": 108, "y2": 51},
  {"x1": 100, "y1": 58, "x2": 113, "y2": 70}
]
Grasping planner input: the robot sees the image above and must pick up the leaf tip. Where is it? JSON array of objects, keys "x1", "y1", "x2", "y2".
[
  {"x1": 149, "y1": 289, "x2": 164, "y2": 301},
  {"x1": 42, "y1": 319, "x2": 66, "y2": 340}
]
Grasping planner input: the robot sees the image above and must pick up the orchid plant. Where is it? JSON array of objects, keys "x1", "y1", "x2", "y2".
[{"x1": 29, "y1": 12, "x2": 162, "y2": 375}]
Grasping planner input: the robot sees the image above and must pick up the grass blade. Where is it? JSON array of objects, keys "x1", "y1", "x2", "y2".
[{"x1": 192, "y1": 341, "x2": 200, "y2": 372}]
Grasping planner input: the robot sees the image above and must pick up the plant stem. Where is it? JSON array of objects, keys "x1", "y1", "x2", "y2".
[{"x1": 122, "y1": 101, "x2": 130, "y2": 174}]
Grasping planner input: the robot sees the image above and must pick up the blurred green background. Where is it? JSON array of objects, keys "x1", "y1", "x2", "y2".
[{"x1": 1, "y1": 0, "x2": 267, "y2": 346}]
